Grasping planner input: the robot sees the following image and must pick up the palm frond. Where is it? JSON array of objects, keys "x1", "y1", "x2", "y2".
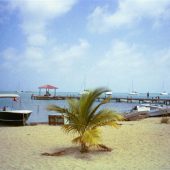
[
  {"x1": 79, "y1": 87, "x2": 110, "y2": 124},
  {"x1": 81, "y1": 128, "x2": 101, "y2": 146},
  {"x1": 87, "y1": 97, "x2": 111, "y2": 123},
  {"x1": 71, "y1": 129, "x2": 101, "y2": 146},
  {"x1": 47, "y1": 105, "x2": 68, "y2": 114},
  {"x1": 72, "y1": 136, "x2": 82, "y2": 144},
  {"x1": 88, "y1": 110, "x2": 123, "y2": 129},
  {"x1": 67, "y1": 98, "x2": 79, "y2": 115},
  {"x1": 61, "y1": 124, "x2": 81, "y2": 135}
]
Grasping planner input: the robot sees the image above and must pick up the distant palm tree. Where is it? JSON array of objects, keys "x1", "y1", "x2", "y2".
[{"x1": 48, "y1": 87, "x2": 123, "y2": 153}]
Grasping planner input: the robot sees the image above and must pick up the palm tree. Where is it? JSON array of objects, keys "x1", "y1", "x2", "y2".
[{"x1": 47, "y1": 87, "x2": 123, "y2": 153}]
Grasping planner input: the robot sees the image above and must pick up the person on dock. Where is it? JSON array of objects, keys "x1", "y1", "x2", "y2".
[
  {"x1": 147, "y1": 92, "x2": 149, "y2": 98},
  {"x1": 3, "y1": 106, "x2": 6, "y2": 111}
]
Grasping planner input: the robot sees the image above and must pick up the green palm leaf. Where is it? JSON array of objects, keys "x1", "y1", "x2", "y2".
[{"x1": 88, "y1": 110, "x2": 123, "y2": 129}]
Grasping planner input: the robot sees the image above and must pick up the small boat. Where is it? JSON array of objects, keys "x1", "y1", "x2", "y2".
[
  {"x1": 160, "y1": 91, "x2": 168, "y2": 95},
  {"x1": 129, "y1": 81, "x2": 138, "y2": 95},
  {"x1": 160, "y1": 82, "x2": 168, "y2": 95},
  {"x1": 124, "y1": 104, "x2": 170, "y2": 120},
  {"x1": 129, "y1": 91, "x2": 138, "y2": 95},
  {"x1": 0, "y1": 94, "x2": 32, "y2": 126},
  {"x1": 105, "y1": 91, "x2": 112, "y2": 96}
]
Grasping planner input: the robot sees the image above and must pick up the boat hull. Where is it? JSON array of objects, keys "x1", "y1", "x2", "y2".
[
  {"x1": 124, "y1": 111, "x2": 149, "y2": 121},
  {"x1": 124, "y1": 108, "x2": 170, "y2": 121},
  {"x1": 148, "y1": 108, "x2": 170, "y2": 117},
  {"x1": 0, "y1": 111, "x2": 31, "y2": 126}
]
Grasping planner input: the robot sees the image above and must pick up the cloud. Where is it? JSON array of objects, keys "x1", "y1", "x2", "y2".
[
  {"x1": 87, "y1": 0, "x2": 170, "y2": 33},
  {"x1": 1, "y1": 39, "x2": 89, "y2": 75},
  {"x1": 1, "y1": 47, "x2": 19, "y2": 70},
  {"x1": 90, "y1": 40, "x2": 146, "y2": 77},
  {"x1": 9, "y1": 0, "x2": 78, "y2": 46},
  {"x1": 1, "y1": 0, "x2": 88, "y2": 74},
  {"x1": 44, "y1": 39, "x2": 90, "y2": 73},
  {"x1": 27, "y1": 34, "x2": 47, "y2": 46},
  {"x1": 10, "y1": 0, "x2": 77, "y2": 20},
  {"x1": 87, "y1": 40, "x2": 170, "y2": 91}
]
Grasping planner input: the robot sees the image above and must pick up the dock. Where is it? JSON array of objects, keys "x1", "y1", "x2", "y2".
[
  {"x1": 110, "y1": 97, "x2": 170, "y2": 105},
  {"x1": 31, "y1": 95, "x2": 80, "y2": 100},
  {"x1": 31, "y1": 95, "x2": 170, "y2": 105}
]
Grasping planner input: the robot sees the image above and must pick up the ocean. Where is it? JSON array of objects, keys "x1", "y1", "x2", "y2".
[{"x1": 0, "y1": 91, "x2": 170, "y2": 123}]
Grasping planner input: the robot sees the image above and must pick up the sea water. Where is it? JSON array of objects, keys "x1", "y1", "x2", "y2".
[{"x1": 0, "y1": 91, "x2": 170, "y2": 123}]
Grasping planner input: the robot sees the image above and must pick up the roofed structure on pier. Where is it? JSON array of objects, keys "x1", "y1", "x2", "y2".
[{"x1": 38, "y1": 84, "x2": 58, "y2": 96}]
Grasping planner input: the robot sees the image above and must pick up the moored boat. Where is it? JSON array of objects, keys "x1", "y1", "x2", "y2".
[
  {"x1": 0, "y1": 94, "x2": 32, "y2": 126},
  {"x1": 160, "y1": 91, "x2": 168, "y2": 95},
  {"x1": 129, "y1": 81, "x2": 138, "y2": 95},
  {"x1": 105, "y1": 91, "x2": 112, "y2": 96},
  {"x1": 124, "y1": 104, "x2": 170, "y2": 121},
  {"x1": 160, "y1": 82, "x2": 168, "y2": 95},
  {"x1": 129, "y1": 91, "x2": 138, "y2": 95}
]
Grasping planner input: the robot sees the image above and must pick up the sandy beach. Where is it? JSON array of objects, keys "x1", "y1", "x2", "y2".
[{"x1": 0, "y1": 117, "x2": 170, "y2": 170}]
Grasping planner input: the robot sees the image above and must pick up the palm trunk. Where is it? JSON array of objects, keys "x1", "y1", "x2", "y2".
[{"x1": 80, "y1": 143, "x2": 88, "y2": 153}]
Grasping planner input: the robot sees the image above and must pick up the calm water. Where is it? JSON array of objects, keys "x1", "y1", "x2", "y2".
[{"x1": 0, "y1": 91, "x2": 170, "y2": 123}]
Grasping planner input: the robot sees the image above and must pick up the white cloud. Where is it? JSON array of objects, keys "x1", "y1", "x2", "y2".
[
  {"x1": 1, "y1": 39, "x2": 89, "y2": 74},
  {"x1": 2, "y1": 0, "x2": 81, "y2": 73},
  {"x1": 9, "y1": 0, "x2": 78, "y2": 46},
  {"x1": 2, "y1": 47, "x2": 17, "y2": 61},
  {"x1": 87, "y1": 40, "x2": 170, "y2": 91},
  {"x1": 27, "y1": 34, "x2": 47, "y2": 46},
  {"x1": 90, "y1": 40, "x2": 146, "y2": 77},
  {"x1": 11, "y1": 0, "x2": 77, "y2": 20},
  {"x1": 1, "y1": 0, "x2": 92, "y2": 90},
  {"x1": 87, "y1": 0, "x2": 170, "y2": 33},
  {"x1": 46, "y1": 39, "x2": 90, "y2": 73},
  {"x1": 153, "y1": 48, "x2": 170, "y2": 68},
  {"x1": 1, "y1": 47, "x2": 20, "y2": 72}
]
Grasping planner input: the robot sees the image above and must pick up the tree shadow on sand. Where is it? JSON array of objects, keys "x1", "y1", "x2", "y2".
[{"x1": 41, "y1": 145, "x2": 112, "y2": 159}]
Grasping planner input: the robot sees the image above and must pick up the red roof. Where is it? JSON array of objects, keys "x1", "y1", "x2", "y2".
[{"x1": 38, "y1": 84, "x2": 58, "y2": 89}]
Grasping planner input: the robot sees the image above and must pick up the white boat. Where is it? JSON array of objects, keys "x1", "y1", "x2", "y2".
[
  {"x1": 0, "y1": 94, "x2": 32, "y2": 126},
  {"x1": 124, "y1": 104, "x2": 170, "y2": 120},
  {"x1": 129, "y1": 81, "x2": 138, "y2": 95},
  {"x1": 131, "y1": 105, "x2": 150, "y2": 112},
  {"x1": 105, "y1": 91, "x2": 112, "y2": 96},
  {"x1": 160, "y1": 91, "x2": 168, "y2": 95},
  {"x1": 160, "y1": 82, "x2": 168, "y2": 95},
  {"x1": 129, "y1": 91, "x2": 138, "y2": 95}
]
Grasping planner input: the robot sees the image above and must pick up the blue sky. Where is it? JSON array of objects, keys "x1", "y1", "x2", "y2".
[{"x1": 0, "y1": 0, "x2": 170, "y2": 93}]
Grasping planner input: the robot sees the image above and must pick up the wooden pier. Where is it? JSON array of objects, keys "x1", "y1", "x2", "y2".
[
  {"x1": 110, "y1": 97, "x2": 170, "y2": 105},
  {"x1": 31, "y1": 95, "x2": 80, "y2": 100},
  {"x1": 32, "y1": 95, "x2": 170, "y2": 105}
]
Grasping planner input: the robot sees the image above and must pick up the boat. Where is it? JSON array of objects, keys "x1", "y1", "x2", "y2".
[
  {"x1": 124, "y1": 104, "x2": 170, "y2": 121},
  {"x1": 129, "y1": 91, "x2": 138, "y2": 95},
  {"x1": 105, "y1": 91, "x2": 112, "y2": 96},
  {"x1": 129, "y1": 81, "x2": 138, "y2": 95},
  {"x1": 160, "y1": 82, "x2": 168, "y2": 95},
  {"x1": 0, "y1": 94, "x2": 32, "y2": 126},
  {"x1": 160, "y1": 91, "x2": 168, "y2": 95}
]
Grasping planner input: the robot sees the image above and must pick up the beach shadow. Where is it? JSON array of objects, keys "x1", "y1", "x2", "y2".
[{"x1": 41, "y1": 146, "x2": 112, "y2": 160}]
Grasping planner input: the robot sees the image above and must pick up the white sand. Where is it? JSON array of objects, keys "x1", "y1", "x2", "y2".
[{"x1": 0, "y1": 118, "x2": 170, "y2": 170}]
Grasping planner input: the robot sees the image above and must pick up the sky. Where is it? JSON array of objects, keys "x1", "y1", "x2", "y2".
[{"x1": 0, "y1": 0, "x2": 170, "y2": 93}]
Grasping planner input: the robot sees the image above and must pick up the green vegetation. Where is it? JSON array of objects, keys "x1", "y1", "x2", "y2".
[{"x1": 48, "y1": 87, "x2": 123, "y2": 153}]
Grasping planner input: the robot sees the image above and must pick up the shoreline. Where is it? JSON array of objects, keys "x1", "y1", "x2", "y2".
[{"x1": 0, "y1": 117, "x2": 170, "y2": 170}]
